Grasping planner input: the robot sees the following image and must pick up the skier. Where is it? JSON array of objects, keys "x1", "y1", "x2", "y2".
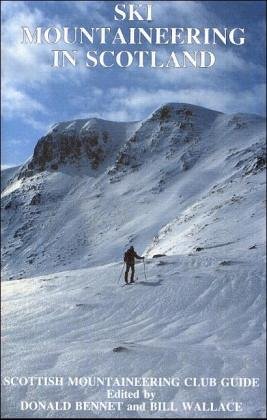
[{"x1": 124, "y1": 246, "x2": 144, "y2": 284}]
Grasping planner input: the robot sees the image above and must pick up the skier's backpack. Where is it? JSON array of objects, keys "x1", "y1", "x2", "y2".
[{"x1": 124, "y1": 250, "x2": 130, "y2": 263}]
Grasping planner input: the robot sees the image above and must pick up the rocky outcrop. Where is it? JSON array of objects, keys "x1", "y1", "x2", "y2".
[
  {"x1": 25, "y1": 130, "x2": 105, "y2": 174},
  {"x1": 17, "y1": 118, "x2": 138, "y2": 179}
]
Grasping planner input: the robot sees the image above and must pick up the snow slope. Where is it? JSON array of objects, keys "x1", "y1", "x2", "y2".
[
  {"x1": 1, "y1": 103, "x2": 266, "y2": 418},
  {"x1": 1, "y1": 254, "x2": 266, "y2": 418}
]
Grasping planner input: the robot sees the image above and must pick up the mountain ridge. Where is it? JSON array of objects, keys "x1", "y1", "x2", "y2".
[
  {"x1": 2, "y1": 102, "x2": 264, "y2": 179},
  {"x1": 1, "y1": 102, "x2": 266, "y2": 279}
]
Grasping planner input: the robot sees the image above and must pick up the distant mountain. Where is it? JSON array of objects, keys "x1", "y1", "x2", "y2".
[{"x1": 1, "y1": 103, "x2": 266, "y2": 280}]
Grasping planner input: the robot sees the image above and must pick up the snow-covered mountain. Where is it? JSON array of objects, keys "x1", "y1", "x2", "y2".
[
  {"x1": 2, "y1": 103, "x2": 265, "y2": 279},
  {"x1": 1, "y1": 103, "x2": 266, "y2": 418}
]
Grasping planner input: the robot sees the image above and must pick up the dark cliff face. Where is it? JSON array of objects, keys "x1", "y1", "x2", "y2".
[
  {"x1": 20, "y1": 129, "x2": 108, "y2": 178},
  {"x1": 17, "y1": 116, "x2": 139, "y2": 179}
]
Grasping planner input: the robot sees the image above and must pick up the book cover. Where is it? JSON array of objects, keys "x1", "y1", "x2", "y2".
[{"x1": 1, "y1": 0, "x2": 266, "y2": 418}]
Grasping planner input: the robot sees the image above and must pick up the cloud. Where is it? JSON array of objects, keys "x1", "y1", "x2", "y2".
[
  {"x1": 145, "y1": 47, "x2": 265, "y2": 90},
  {"x1": 8, "y1": 139, "x2": 29, "y2": 146},
  {"x1": 2, "y1": 85, "x2": 46, "y2": 116},
  {"x1": 1, "y1": 163, "x2": 18, "y2": 170},
  {"x1": 1, "y1": 1, "x2": 52, "y2": 130},
  {"x1": 171, "y1": 84, "x2": 266, "y2": 115},
  {"x1": 73, "y1": 109, "x2": 133, "y2": 122},
  {"x1": 2, "y1": 2, "x2": 50, "y2": 86},
  {"x1": 2, "y1": 1, "x2": 89, "y2": 87},
  {"x1": 63, "y1": 1, "x2": 110, "y2": 25},
  {"x1": 152, "y1": 1, "x2": 216, "y2": 26},
  {"x1": 77, "y1": 83, "x2": 266, "y2": 122},
  {"x1": 1, "y1": 1, "x2": 90, "y2": 129},
  {"x1": 1, "y1": 84, "x2": 50, "y2": 130}
]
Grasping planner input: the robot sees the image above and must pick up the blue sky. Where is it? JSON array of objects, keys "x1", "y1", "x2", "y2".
[{"x1": 1, "y1": 0, "x2": 266, "y2": 167}]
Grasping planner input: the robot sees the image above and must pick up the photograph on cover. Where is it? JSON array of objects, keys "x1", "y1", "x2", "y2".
[{"x1": 1, "y1": 0, "x2": 266, "y2": 418}]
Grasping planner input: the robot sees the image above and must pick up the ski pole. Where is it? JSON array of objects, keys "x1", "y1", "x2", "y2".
[
  {"x1": 143, "y1": 259, "x2": 148, "y2": 281},
  {"x1": 117, "y1": 262, "x2": 125, "y2": 284}
]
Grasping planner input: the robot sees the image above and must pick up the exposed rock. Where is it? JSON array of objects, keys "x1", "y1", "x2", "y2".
[
  {"x1": 112, "y1": 346, "x2": 128, "y2": 353},
  {"x1": 4, "y1": 201, "x2": 13, "y2": 210},
  {"x1": 21, "y1": 128, "x2": 110, "y2": 176},
  {"x1": 30, "y1": 193, "x2": 41, "y2": 205},
  {"x1": 153, "y1": 254, "x2": 166, "y2": 258},
  {"x1": 159, "y1": 105, "x2": 171, "y2": 120},
  {"x1": 219, "y1": 260, "x2": 233, "y2": 266}
]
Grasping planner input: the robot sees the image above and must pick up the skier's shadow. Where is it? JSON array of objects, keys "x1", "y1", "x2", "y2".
[{"x1": 137, "y1": 278, "x2": 163, "y2": 287}]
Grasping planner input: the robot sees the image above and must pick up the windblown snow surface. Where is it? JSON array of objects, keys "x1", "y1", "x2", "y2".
[{"x1": 1, "y1": 103, "x2": 266, "y2": 418}]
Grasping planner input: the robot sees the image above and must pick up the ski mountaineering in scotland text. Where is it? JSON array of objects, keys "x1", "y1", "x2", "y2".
[{"x1": 20, "y1": 3, "x2": 248, "y2": 68}]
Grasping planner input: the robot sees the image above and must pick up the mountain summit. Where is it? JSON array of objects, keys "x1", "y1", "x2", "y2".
[{"x1": 18, "y1": 103, "x2": 220, "y2": 177}]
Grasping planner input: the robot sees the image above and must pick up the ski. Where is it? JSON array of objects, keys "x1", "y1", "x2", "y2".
[{"x1": 121, "y1": 281, "x2": 137, "y2": 287}]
